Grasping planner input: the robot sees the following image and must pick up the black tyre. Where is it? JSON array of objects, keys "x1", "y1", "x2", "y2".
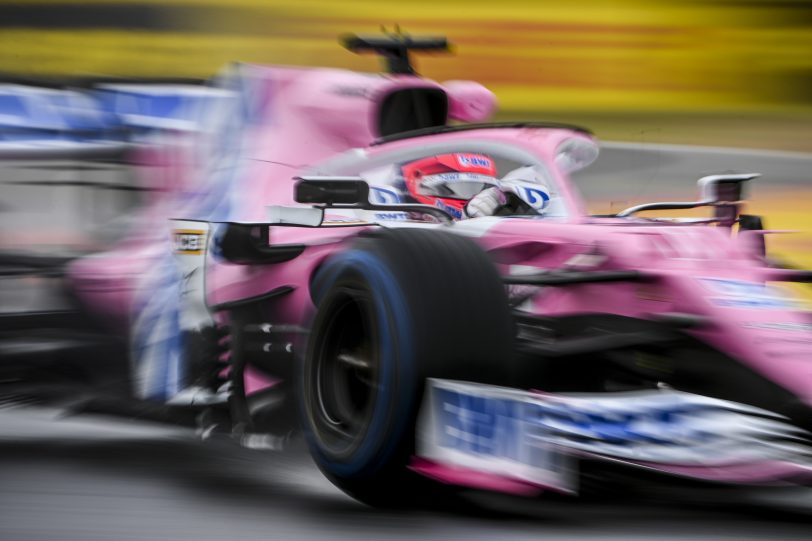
[{"x1": 301, "y1": 227, "x2": 513, "y2": 507}]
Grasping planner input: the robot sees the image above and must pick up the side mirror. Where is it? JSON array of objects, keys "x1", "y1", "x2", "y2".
[
  {"x1": 294, "y1": 176, "x2": 370, "y2": 205},
  {"x1": 697, "y1": 173, "x2": 758, "y2": 203},
  {"x1": 617, "y1": 173, "x2": 759, "y2": 221},
  {"x1": 739, "y1": 214, "x2": 767, "y2": 259},
  {"x1": 218, "y1": 223, "x2": 304, "y2": 265},
  {"x1": 711, "y1": 180, "x2": 743, "y2": 202},
  {"x1": 293, "y1": 175, "x2": 456, "y2": 222},
  {"x1": 697, "y1": 173, "x2": 759, "y2": 228}
]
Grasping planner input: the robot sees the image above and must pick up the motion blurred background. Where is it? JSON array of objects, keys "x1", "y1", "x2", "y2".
[
  {"x1": 2, "y1": 0, "x2": 811, "y2": 142},
  {"x1": 1, "y1": 3, "x2": 812, "y2": 535},
  {"x1": 0, "y1": 0, "x2": 810, "y2": 269}
]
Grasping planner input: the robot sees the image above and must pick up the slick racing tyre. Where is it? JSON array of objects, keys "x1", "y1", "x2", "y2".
[{"x1": 301, "y1": 228, "x2": 513, "y2": 508}]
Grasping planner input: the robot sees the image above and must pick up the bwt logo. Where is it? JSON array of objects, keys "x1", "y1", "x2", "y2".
[
  {"x1": 456, "y1": 154, "x2": 492, "y2": 169},
  {"x1": 435, "y1": 200, "x2": 463, "y2": 219},
  {"x1": 429, "y1": 382, "x2": 807, "y2": 468},
  {"x1": 174, "y1": 230, "x2": 206, "y2": 254},
  {"x1": 435, "y1": 387, "x2": 522, "y2": 460}
]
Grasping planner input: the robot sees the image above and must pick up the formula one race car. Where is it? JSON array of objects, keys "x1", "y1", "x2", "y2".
[{"x1": 66, "y1": 34, "x2": 812, "y2": 508}]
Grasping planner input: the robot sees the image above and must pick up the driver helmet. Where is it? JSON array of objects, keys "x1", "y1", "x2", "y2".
[{"x1": 402, "y1": 153, "x2": 499, "y2": 219}]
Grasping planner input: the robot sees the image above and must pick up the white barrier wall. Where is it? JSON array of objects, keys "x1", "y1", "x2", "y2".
[{"x1": 0, "y1": 159, "x2": 141, "y2": 252}]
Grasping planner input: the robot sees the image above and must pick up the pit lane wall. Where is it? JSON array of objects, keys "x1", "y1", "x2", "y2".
[{"x1": 1, "y1": 0, "x2": 811, "y2": 113}]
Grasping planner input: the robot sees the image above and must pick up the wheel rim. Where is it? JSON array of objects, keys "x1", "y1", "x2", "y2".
[{"x1": 309, "y1": 287, "x2": 380, "y2": 458}]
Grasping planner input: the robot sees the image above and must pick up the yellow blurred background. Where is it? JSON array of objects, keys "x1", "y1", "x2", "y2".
[
  {"x1": 1, "y1": 1, "x2": 810, "y2": 109},
  {"x1": 2, "y1": 0, "x2": 812, "y2": 150}
]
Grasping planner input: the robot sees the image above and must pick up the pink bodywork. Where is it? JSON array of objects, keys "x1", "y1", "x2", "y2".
[
  {"x1": 66, "y1": 141, "x2": 201, "y2": 329},
  {"x1": 67, "y1": 59, "x2": 812, "y2": 491}
]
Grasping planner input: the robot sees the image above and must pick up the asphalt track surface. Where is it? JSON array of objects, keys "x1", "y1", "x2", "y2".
[
  {"x1": 1, "y1": 407, "x2": 810, "y2": 541},
  {"x1": 574, "y1": 141, "x2": 812, "y2": 204},
  {"x1": 2, "y1": 143, "x2": 812, "y2": 541}
]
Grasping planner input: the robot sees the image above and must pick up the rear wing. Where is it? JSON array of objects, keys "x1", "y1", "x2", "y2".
[{"x1": 341, "y1": 32, "x2": 451, "y2": 75}]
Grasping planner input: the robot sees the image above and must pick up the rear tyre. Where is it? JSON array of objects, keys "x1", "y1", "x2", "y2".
[{"x1": 300, "y1": 228, "x2": 513, "y2": 508}]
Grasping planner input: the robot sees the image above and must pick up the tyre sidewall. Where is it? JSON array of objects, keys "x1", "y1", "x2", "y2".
[{"x1": 302, "y1": 248, "x2": 417, "y2": 480}]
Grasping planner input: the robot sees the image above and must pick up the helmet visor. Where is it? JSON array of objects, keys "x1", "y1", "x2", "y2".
[{"x1": 418, "y1": 173, "x2": 499, "y2": 200}]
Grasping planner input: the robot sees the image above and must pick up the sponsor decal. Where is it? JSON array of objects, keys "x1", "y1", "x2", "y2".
[
  {"x1": 515, "y1": 186, "x2": 550, "y2": 210},
  {"x1": 322, "y1": 218, "x2": 370, "y2": 226},
  {"x1": 173, "y1": 229, "x2": 206, "y2": 255},
  {"x1": 743, "y1": 322, "x2": 812, "y2": 332},
  {"x1": 419, "y1": 380, "x2": 574, "y2": 492},
  {"x1": 419, "y1": 379, "x2": 810, "y2": 488},
  {"x1": 456, "y1": 153, "x2": 493, "y2": 170},
  {"x1": 435, "y1": 200, "x2": 463, "y2": 219},
  {"x1": 373, "y1": 212, "x2": 409, "y2": 221},
  {"x1": 420, "y1": 173, "x2": 497, "y2": 198},
  {"x1": 330, "y1": 86, "x2": 372, "y2": 99},
  {"x1": 426, "y1": 173, "x2": 466, "y2": 183},
  {"x1": 424, "y1": 173, "x2": 493, "y2": 184},
  {"x1": 180, "y1": 269, "x2": 197, "y2": 298},
  {"x1": 700, "y1": 278, "x2": 798, "y2": 310}
]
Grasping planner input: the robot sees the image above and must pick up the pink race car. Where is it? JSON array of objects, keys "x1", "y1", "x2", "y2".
[{"x1": 67, "y1": 34, "x2": 812, "y2": 508}]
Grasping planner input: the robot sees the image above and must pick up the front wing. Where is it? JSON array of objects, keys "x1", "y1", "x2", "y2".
[{"x1": 413, "y1": 379, "x2": 812, "y2": 495}]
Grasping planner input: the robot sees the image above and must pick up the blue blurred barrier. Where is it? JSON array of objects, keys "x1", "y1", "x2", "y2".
[
  {"x1": 93, "y1": 84, "x2": 235, "y2": 137},
  {"x1": 0, "y1": 82, "x2": 233, "y2": 159}
]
